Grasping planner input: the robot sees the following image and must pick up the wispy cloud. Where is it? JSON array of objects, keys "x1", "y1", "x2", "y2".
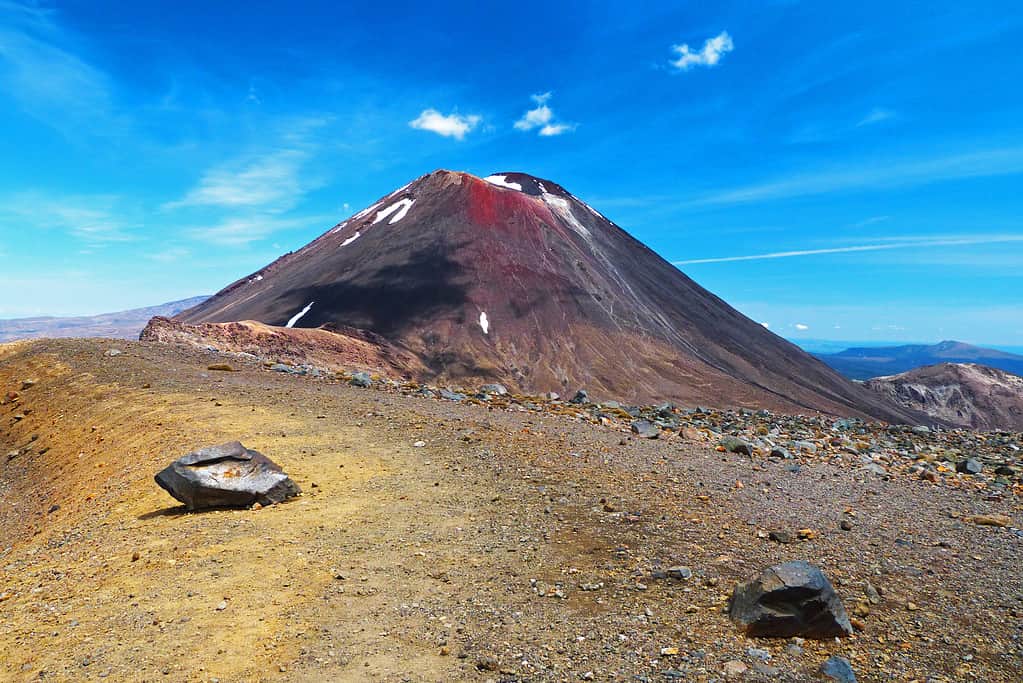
[
  {"x1": 166, "y1": 149, "x2": 315, "y2": 212},
  {"x1": 794, "y1": 323, "x2": 809, "y2": 331},
  {"x1": 0, "y1": 1, "x2": 118, "y2": 133},
  {"x1": 857, "y1": 107, "x2": 896, "y2": 127},
  {"x1": 0, "y1": 191, "x2": 134, "y2": 244},
  {"x1": 185, "y1": 214, "x2": 331, "y2": 247},
  {"x1": 669, "y1": 31, "x2": 734, "y2": 71},
  {"x1": 673, "y1": 235, "x2": 1023, "y2": 265},
  {"x1": 409, "y1": 108, "x2": 481, "y2": 140},
  {"x1": 514, "y1": 92, "x2": 575, "y2": 136},
  {"x1": 695, "y1": 146, "x2": 1023, "y2": 206}
]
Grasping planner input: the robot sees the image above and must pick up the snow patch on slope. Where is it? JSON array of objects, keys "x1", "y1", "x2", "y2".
[
  {"x1": 352, "y1": 202, "x2": 382, "y2": 221},
  {"x1": 542, "y1": 193, "x2": 590, "y2": 237},
  {"x1": 285, "y1": 302, "x2": 314, "y2": 328},
  {"x1": 373, "y1": 198, "x2": 415, "y2": 225},
  {"x1": 329, "y1": 221, "x2": 348, "y2": 235},
  {"x1": 479, "y1": 311, "x2": 490, "y2": 334},
  {"x1": 484, "y1": 175, "x2": 523, "y2": 192},
  {"x1": 341, "y1": 231, "x2": 361, "y2": 247}
]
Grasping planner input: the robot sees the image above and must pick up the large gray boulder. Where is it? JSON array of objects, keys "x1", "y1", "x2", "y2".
[
  {"x1": 155, "y1": 441, "x2": 301, "y2": 510},
  {"x1": 729, "y1": 561, "x2": 853, "y2": 638}
]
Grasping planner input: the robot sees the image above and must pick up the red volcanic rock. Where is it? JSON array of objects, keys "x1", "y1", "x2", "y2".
[{"x1": 174, "y1": 170, "x2": 922, "y2": 421}]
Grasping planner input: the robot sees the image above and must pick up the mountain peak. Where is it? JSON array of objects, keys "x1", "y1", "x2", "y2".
[{"x1": 175, "y1": 170, "x2": 922, "y2": 422}]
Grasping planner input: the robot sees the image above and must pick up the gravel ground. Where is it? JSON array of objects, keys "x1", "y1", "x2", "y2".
[{"x1": 1, "y1": 338, "x2": 1021, "y2": 682}]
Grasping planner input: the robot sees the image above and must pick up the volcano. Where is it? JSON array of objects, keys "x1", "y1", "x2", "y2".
[{"x1": 173, "y1": 170, "x2": 921, "y2": 421}]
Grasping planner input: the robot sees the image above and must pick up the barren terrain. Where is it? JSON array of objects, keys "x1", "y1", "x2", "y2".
[{"x1": 1, "y1": 339, "x2": 1021, "y2": 682}]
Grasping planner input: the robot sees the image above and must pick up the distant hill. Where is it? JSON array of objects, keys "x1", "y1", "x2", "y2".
[
  {"x1": 816, "y1": 341, "x2": 1023, "y2": 380},
  {"x1": 864, "y1": 363, "x2": 1023, "y2": 431},
  {"x1": 0, "y1": 296, "x2": 209, "y2": 342}
]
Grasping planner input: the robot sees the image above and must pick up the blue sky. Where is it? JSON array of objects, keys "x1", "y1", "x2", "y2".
[{"x1": 1, "y1": 1, "x2": 1022, "y2": 346}]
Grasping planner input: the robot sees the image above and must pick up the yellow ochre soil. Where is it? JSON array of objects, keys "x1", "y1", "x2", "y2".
[{"x1": 1, "y1": 339, "x2": 1020, "y2": 682}]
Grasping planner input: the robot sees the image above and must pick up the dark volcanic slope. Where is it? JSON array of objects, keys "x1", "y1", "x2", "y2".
[
  {"x1": 818, "y1": 340, "x2": 1023, "y2": 380},
  {"x1": 0, "y1": 296, "x2": 209, "y2": 342},
  {"x1": 178, "y1": 170, "x2": 921, "y2": 421},
  {"x1": 864, "y1": 362, "x2": 1023, "y2": 431}
]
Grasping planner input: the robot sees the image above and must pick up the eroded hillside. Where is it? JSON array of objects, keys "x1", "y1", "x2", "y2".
[{"x1": 1, "y1": 339, "x2": 1021, "y2": 682}]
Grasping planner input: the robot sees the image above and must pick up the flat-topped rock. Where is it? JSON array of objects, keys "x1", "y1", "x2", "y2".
[{"x1": 155, "y1": 441, "x2": 300, "y2": 510}]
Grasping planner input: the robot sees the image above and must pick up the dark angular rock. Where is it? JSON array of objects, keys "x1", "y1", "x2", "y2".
[
  {"x1": 569, "y1": 389, "x2": 589, "y2": 404},
  {"x1": 820, "y1": 656, "x2": 856, "y2": 682},
  {"x1": 729, "y1": 561, "x2": 853, "y2": 639},
  {"x1": 631, "y1": 420, "x2": 660, "y2": 439},
  {"x1": 956, "y1": 458, "x2": 982, "y2": 475},
  {"x1": 154, "y1": 441, "x2": 301, "y2": 510}
]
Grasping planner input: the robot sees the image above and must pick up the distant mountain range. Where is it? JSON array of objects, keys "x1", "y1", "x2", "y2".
[
  {"x1": 816, "y1": 341, "x2": 1023, "y2": 380},
  {"x1": 0, "y1": 296, "x2": 209, "y2": 342}
]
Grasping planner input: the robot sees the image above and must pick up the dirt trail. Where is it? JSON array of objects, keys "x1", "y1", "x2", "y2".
[{"x1": 1, "y1": 339, "x2": 1021, "y2": 682}]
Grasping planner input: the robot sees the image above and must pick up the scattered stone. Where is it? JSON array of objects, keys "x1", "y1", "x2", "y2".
[
  {"x1": 820, "y1": 655, "x2": 856, "y2": 682},
  {"x1": 569, "y1": 389, "x2": 589, "y2": 404},
  {"x1": 479, "y1": 383, "x2": 508, "y2": 395},
  {"x1": 270, "y1": 363, "x2": 293, "y2": 373},
  {"x1": 719, "y1": 436, "x2": 753, "y2": 456},
  {"x1": 768, "y1": 530, "x2": 794, "y2": 544},
  {"x1": 956, "y1": 458, "x2": 982, "y2": 475},
  {"x1": 154, "y1": 441, "x2": 301, "y2": 510},
  {"x1": 439, "y1": 389, "x2": 466, "y2": 401},
  {"x1": 20, "y1": 379, "x2": 36, "y2": 390},
  {"x1": 666, "y1": 566, "x2": 693, "y2": 580},
  {"x1": 475, "y1": 655, "x2": 499, "y2": 672},
  {"x1": 631, "y1": 420, "x2": 660, "y2": 439},
  {"x1": 746, "y1": 647, "x2": 771, "y2": 661},
  {"x1": 722, "y1": 660, "x2": 748, "y2": 678},
  {"x1": 349, "y1": 372, "x2": 372, "y2": 387},
  {"x1": 752, "y1": 662, "x2": 780, "y2": 677},
  {"x1": 840, "y1": 519, "x2": 854, "y2": 531},
  {"x1": 413, "y1": 440, "x2": 426, "y2": 448},
  {"x1": 104, "y1": 348, "x2": 123, "y2": 357},
  {"x1": 207, "y1": 363, "x2": 234, "y2": 372},
  {"x1": 729, "y1": 561, "x2": 853, "y2": 638},
  {"x1": 964, "y1": 514, "x2": 1011, "y2": 527}
]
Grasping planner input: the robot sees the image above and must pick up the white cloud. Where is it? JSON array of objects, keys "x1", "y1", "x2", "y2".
[
  {"x1": 408, "y1": 108, "x2": 480, "y2": 140},
  {"x1": 669, "y1": 31, "x2": 734, "y2": 71},
  {"x1": 795, "y1": 323, "x2": 810, "y2": 331},
  {"x1": 761, "y1": 322, "x2": 770, "y2": 329},
  {"x1": 515, "y1": 92, "x2": 575, "y2": 136},
  {"x1": 539, "y1": 123, "x2": 575, "y2": 137},
  {"x1": 166, "y1": 148, "x2": 315, "y2": 212},
  {"x1": 857, "y1": 107, "x2": 895, "y2": 127},
  {"x1": 673, "y1": 235, "x2": 1023, "y2": 265}
]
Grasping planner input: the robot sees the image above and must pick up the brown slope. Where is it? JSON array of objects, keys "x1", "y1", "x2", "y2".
[
  {"x1": 176, "y1": 169, "x2": 921, "y2": 422},
  {"x1": 864, "y1": 362, "x2": 1023, "y2": 430}
]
